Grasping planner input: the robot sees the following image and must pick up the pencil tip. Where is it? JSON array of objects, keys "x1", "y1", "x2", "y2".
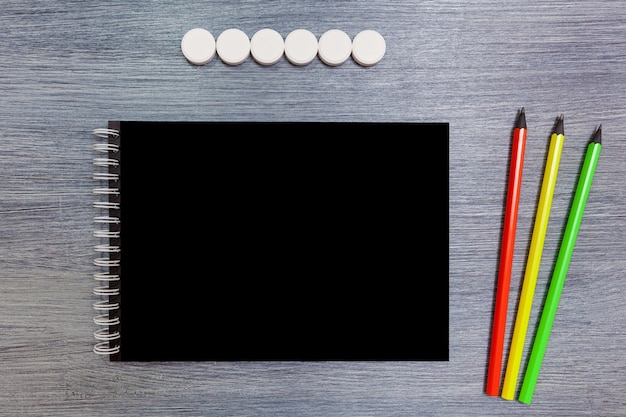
[
  {"x1": 555, "y1": 114, "x2": 564, "y2": 135},
  {"x1": 591, "y1": 125, "x2": 602, "y2": 145},
  {"x1": 517, "y1": 108, "x2": 527, "y2": 129}
]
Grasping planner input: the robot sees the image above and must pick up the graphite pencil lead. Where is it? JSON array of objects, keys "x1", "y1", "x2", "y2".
[
  {"x1": 591, "y1": 125, "x2": 602, "y2": 145},
  {"x1": 555, "y1": 114, "x2": 564, "y2": 135},
  {"x1": 517, "y1": 107, "x2": 527, "y2": 129}
]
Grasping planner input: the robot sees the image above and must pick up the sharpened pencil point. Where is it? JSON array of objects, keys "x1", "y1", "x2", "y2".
[
  {"x1": 591, "y1": 125, "x2": 602, "y2": 145},
  {"x1": 555, "y1": 114, "x2": 564, "y2": 135},
  {"x1": 517, "y1": 107, "x2": 527, "y2": 129}
]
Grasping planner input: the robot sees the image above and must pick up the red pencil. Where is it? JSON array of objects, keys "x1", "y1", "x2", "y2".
[{"x1": 486, "y1": 108, "x2": 527, "y2": 396}]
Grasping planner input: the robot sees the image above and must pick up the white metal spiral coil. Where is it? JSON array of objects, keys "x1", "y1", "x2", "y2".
[{"x1": 92, "y1": 127, "x2": 121, "y2": 356}]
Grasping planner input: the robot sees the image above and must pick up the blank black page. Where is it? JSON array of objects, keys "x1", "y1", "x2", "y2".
[{"x1": 106, "y1": 121, "x2": 448, "y2": 361}]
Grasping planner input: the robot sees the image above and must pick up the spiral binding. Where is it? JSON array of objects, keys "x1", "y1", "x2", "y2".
[{"x1": 92, "y1": 126, "x2": 122, "y2": 357}]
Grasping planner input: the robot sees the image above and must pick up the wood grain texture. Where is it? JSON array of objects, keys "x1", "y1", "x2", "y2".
[{"x1": 1, "y1": 0, "x2": 625, "y2": 415}]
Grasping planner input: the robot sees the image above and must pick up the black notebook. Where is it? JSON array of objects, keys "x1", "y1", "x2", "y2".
[{"x1": 91, "y1": 121, "x2": 449, "y2": 361}]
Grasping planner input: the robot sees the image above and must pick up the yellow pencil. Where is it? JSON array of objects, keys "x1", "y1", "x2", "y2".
[{"x1": 501, "y1": 115, "x2": 565, "y2": 400}]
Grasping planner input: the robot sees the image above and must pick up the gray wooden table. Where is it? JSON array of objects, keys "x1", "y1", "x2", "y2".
[{"x1": 1, "y1": 1, "x2": 625, "y2": 416}]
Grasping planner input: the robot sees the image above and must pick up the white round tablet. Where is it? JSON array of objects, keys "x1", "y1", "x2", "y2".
[
  {"x1": 250, "y1": 28, "x2": 284, "y2": 66},
  {"x1": 284, "y1": 29, "x2": 318, "y2": 66},
  {"x1": 216, "y1": 28, "x2": 250, "y2": 65},
  {"x1": 318, "y1": 29, "x2": 352, "y2": 66},
  {"x1": 351, "y1": 30, "x2": 386, "y2": 66},
  {"x1": 181, "y1": 28, "x2": 216, "y2": 65}
]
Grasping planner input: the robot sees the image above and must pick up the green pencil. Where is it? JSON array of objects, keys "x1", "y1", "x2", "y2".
[{"x1": 519, "y1": 125, "x2": 603, "y2": 404}]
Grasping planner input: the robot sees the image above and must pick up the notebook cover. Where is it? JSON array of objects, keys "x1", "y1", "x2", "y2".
[{"x1": 94, "y1": 121, "x2": 449, "y2": 361}]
